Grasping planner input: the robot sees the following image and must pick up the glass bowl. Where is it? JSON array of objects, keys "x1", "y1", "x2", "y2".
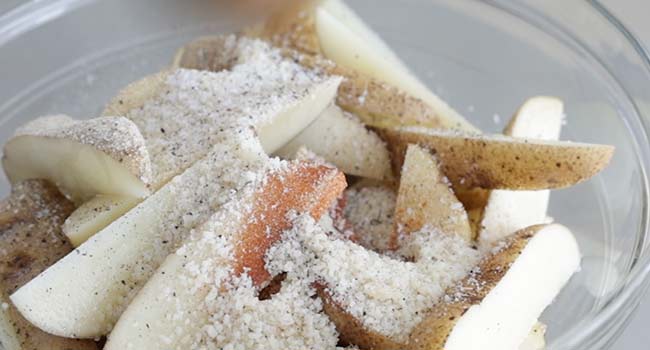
[{"x1": 1, "y1": 0, "x2": 649, "y2": 349}]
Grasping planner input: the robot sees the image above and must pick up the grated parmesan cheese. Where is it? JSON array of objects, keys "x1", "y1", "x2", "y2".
[
  {"x1": 267, "y1": 215, "x2": 480, "y2": 343},
  {"x1": 343, "y1": 185, "x2": 396, "y2": 251}
]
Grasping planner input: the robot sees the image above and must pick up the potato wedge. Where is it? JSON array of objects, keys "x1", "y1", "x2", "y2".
[
  {"x1": 247, "y1": 0, "x2": 479, "y2": 132},
  {"x1": 2, "y1": 115, "x2": 152, "y2": 203},
  {"x1": 408, "y1": 224, "x2": 580, "y2": 350},
  {"x1": 63, "y1": 195, "x2": 141, "y2": 247},
  {"x1": 105, "y1": 162, "x2": 345, "y2": 350},
  {"x1": 71, "y1": 39, "x2": 339, "y2": 244},
  {"x1": 393, "y1": 144, "x2": 471, "y2": 245},
  {"x1": 0, "y1": 180, "x2": 97, "y2": 350},
  {"x1": 11, "y1": 139, "x2": 270, "y2": 338},
  {"x1": 174, "y1": 35, "x2": 458, "y2": 131},
  {"x1": 378, "y1": 126, "x2": 614, "y2": 190},
  {"x1": 478, "y1": 97, "x2": 564, "y2": 245},
  {"x1": 277, "y1": 104, "x2": 393, "y2": 181}
]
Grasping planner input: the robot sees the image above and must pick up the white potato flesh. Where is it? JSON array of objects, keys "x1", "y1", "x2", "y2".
[
  {"x1": 2, "y1": 136, "x2": 149, "y2": 203},
  {"x1": 258, "y1": 78, "x2": 341, "y2": 154},
  {"x1": 444, "y1": 224, "x2": 580, "y2": 350},
  {"x1": 103, "y1": 223, "x2": 229, "y2": 350},
  {"x1": 10, "y1": 142, "x2": 268, "y2": 338},
  {"x1": 276, "y1": 104, "x2": 392, "y2": 180},
  {"x1": 479, "y1": 97, "x2": 564, "y2": 245},
  {"x1": 315, "y1": 0, "x2": 479, "y2": 132},
  {"x1": 63, "y1": 195, "x2": 141, "y2": 247}
]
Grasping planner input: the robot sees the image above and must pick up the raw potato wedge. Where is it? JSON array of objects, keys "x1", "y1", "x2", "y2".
[
  {"x1": 393, "y1": 144, "x2": 471, "y2": 245},
  {"x1": 105, "y1": 162, "x2": 346, "y2": 350},
  {"x1": 63, "y1": 195, "x2": 141, "y2": 247},
  {"x1": 174, "y1": 36, "x2": 458, "y2": 131},
  {"x1": 2, "y1": 115, "x2": 152, "y2": 203},
  {"x1": 247, "y1": 0, "x2": 479, "y2": 132},
  {"x1": 478, "y1": 97, "x2": 564, "y2": 245},
  {"x1": 277, "y1": 104, "x2": 393, "y2": 181},
  {"x1": 378, "y1": 126, "x2": 614, "y2": 190},
  {"x1": 408, "y1": 224, "x2": 580, "y2": 350},
  {"x1": 124, "y1": 38, "x2": 341, "y2": 182},
  {"x1": 0, "y1": 180, "x2": 97, "y2": 350},
  {"x1": 477, "y1": 97, "x2": 563, "y2": 348},
  {"x1": 75, "y1": 41, "x2": 339, "y2": 244},
  {"x1": 11, "y1": 140, "x2": 270, "y2": 338}
]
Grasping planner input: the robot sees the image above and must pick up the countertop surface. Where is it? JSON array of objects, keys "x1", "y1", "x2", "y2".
[{"x1": 0, "y1": 1, "x2": 648, "y2": 349}]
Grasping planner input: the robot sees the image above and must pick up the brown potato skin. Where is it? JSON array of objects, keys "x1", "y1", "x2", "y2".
[
  {"x1": 243, "y1": 1, "x2": 470, "y2": 132},
  {"x1": 233, "y1": 162, "x2": 347, "y2": 286},
  {"x1": 407, "y1": 225, "x2": 540, "y2": 350},
  {"x1": 377, "y1": 127, "x2": 614, "y2": 190},
  {"x1": 0, "y1": 180, "x2": 97, "y2": 350},
  {"x1": 316, "y1": 287, "x2": 407, "y2": 350}
]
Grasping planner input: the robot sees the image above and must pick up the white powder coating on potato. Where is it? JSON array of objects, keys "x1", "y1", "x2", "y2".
[
  {"x1": 200, "y1": 274, "x2": 340, "y2": 349},
  {"x1": 343, "y1": 185, "x2": 396, "y2": 251},
  {"x1": 15, "y1": 115, "x2": 152, "y2": 184},
  {"x1": 267, "y1": 215, "x2": 480, "y2": 342},
  {"x1": 10, "y1": 41, "x2": 339, "y2": 336},
  {"x1": 124, "y1": 36, "x2": 337, "y2": 188},
  {"x1": 166, "y1": 161, "x2": 340, "y2": 349}
]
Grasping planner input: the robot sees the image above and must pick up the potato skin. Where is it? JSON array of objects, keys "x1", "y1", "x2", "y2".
[
  {"x1": 0, "y1": 180, "x2": 97, "y2": 350},
  {"x1": 377, "y1": 127, "x2": 614, "y2": 190},
  {"x1": 408, "y1": 226, "x2": 539, "y2": 350},
  {"x1": 316, "y1": 287, "x2": 407, "y2": 350}
]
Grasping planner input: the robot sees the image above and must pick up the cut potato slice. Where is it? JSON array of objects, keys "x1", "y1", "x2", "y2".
[
  {"x1": 393, "y1": 144, "x2": 471, "y2": 245},
  {"x1": 123, "y1": 39, "x2": 340, "y2": 186},
  {"x1": 378, "y1": 126, "x2": 614, "y2": 190},
  {"x1": 105, "y1": 162, "x2": 345, "y2": 350},
  {"x1": 408, "y1": 224, "x2": 580, "y2": 350},
  {"x1": 277, "y1": 104, "x2": 392, "y2": 180},
  {"x1": 0, "y1": 180, "x2": 97, "y2": 350},
  {"x1": 11, "y1": 139, "x2": 269, "y2": 338},
  {"x1": 257, "y1": 79, "x2": 341, "y2": 154},
  {"x1": 479, "y1": 97, "x2": 564, "y2": 245},
  {"x1": 175, "y1": 36, "x2": 458, "y2": 132},
  {"x1": 248, "y1": 0, "x2": 479, "y2": 132},
  {"x1": 75, "y1": 40, "x2": 340, "y2": 244},
  {"x1": 63, "y1": 195, "x2": 141, "y2": 247},
  {"x1": 2, "y1": 115, "x2": 151, "y2": 203}
]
